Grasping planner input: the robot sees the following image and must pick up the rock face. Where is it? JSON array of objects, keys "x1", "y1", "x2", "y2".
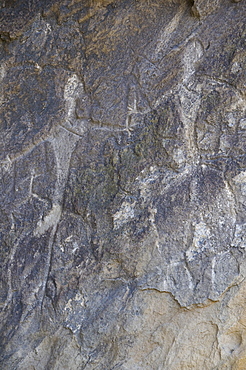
[{"x1": 0, "y1": 0, "x2": 246, "y2": 368}]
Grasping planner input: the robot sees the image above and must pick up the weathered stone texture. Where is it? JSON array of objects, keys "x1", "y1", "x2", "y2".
[{"x1": 0, "y1": 0, "x2": 246, "y2": 368}]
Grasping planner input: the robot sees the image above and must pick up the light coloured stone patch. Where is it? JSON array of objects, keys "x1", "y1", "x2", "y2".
[
  {"x1": 0, "y1": 63, "x2": 7, "y2": 110},
  {"x1": 172, "y1": 148, "x2": 186, "y2": 167},
  {"x1": 232, "y1": 171, "x2": 246, "y2": 202},
  {"x1": 35, "y1": 204, "x2": 62, "y2": 236},
  {"x1": 49, "y1": 127, "x2": 80, "y2": 202},
  {"x1": 186, "y1": 221, "x2": 211, "y2": 261},
  {"x1": 64, "y1": 292, "x2": 85, "y2": 312},
  {"x1": 63, "y1": 73, "x2": 88, "y2": 136},
  {"x1": 183, "y1": 39, "x2": 204, "y2": 83},
  {"x1": 64, "y1": 74, "x2": 80, "y2": 114},
  {"x1": 0, "y1": 155, "x2": 12, "y2": 173},
  {"x1": 239, "y1": 118, "x2": 246, "y2": 130},
  {"x1": 113, "y1": 201, "x2": 136, "y2": 229},
  {"x1": 231, "y1": 224, "x2": 246, "y2": 249},
  {"x1": 64, "y1": 292, "x2": 86, "y2": 334},
  {"x1": 136, "y1": 166, "x2": 160, "y2": 200}
]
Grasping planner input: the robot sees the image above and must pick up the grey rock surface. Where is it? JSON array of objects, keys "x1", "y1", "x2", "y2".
[{"x1": 0, "y1": 0, "x2": 246, "y2": 368}]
